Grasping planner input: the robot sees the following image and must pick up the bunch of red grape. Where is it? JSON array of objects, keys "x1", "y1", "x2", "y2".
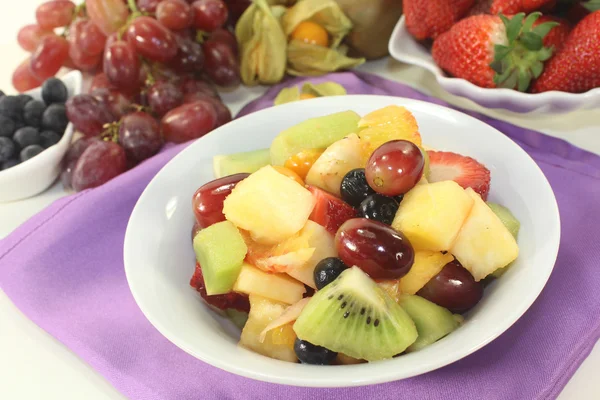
[{"x1": 14, "y1": 0, "x2": 242, "y2": 192}]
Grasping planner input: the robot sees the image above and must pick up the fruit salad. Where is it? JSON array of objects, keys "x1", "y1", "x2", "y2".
[{"x1": 189, "y1": 105, "x2": 520, "y2": 364}]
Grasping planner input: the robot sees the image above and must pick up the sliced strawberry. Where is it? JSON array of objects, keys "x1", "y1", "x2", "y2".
[
  {"x1": 190, "y1": 262, "x2": 250, "y2": 313},
  {"x1": 427, "y1": 151, "x2": 491, "y2": 200},
  {"x1": 307, "y1": 186, "x2": 358, "y2": 235}
]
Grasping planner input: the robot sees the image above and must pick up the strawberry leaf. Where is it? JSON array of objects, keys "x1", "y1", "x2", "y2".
[
  {"x1": 517, "y1": 71, "x2": 530, "y2": 92},
  {"x1": 505, "y1": 13, "x2": 525, "y2": 42},
  {"x1": 522, "y1": 12, "x2": 541, "y2": 33},
  {"x1": 584, "y1": 0, "x2": 600, "y2": 11},
  {"x1": 521, "y1": 32, "x2": 543, "y2": 51},
  {"x1": 532, "y1": 21, "x2": 560, "y2": 38}
]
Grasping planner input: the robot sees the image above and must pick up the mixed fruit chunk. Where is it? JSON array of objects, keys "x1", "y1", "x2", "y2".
[{"x1": 189, "y1": 105, "x2": 520, "y2": 364}]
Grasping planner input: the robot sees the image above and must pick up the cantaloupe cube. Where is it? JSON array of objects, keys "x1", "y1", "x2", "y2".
[
  {"x1": 233, "y1": 263, "x2": 306, "y2": 304},
  {"x1": 450, "y1": 189, "x2": 519, "y2": 281},
  {"x1": 399, "y1": 251, "x2": 454, "y2": 294},
  {"x1": 392, "y1": 181, "x2": 474, "y2": 252},
  {"x1": 223, "y1": 165, "x2": 316, "y2": 244}
]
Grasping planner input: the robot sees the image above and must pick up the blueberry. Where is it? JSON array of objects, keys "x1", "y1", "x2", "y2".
[
  {"x1": 0, "y1": 137, "x2": 17, "y2": 162},
  {"x1": 39, "y1": 130, "x2": 61, "y2": 148},
  {"x1": 16, "y1": 94, "x2": 33, "y2": 109},
  {"x1": 359, "y1": 194, "x2": 399, "y2": 225},
  {"x1": 395, "y1": 194, "x2": 404, "y2": 204},
  {"x1": 314, "y1": 257, "x2": 348, "y2": 290},
  {"x1": 340, "y1": 168, "x2": 375, "y2": 208},
  {"x1": 20, "y1": 144, "x2": 44, "y2": 162},
  {"x1": 42, "y1": 78, "x2": 68, "y2": 104},
  {"x1": 42, "y1": 103, "x2": 68, "y2": 134},
  {"x1": 0, "y1": 115, "x2": 16, "y2": 137},
  {"x1": 1, "y1": 158, "x2": 19, "y2": 170},
  {"x1": 294, "y1": 339, "x2": 337, "y2": 365},
  {"x1": 23, "y1": 100, "x2": 46, "y2": 128},
  {"x1": 0, "y1": 96, "x2": 23, "y2": 121},
  {"x1": 13, "y1": 127, "x2": 40, "y2": 149}
]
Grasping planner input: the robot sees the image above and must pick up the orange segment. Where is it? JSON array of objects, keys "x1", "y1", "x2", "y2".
[
  {"x1": 284, "y1": 148, "x2": 323, "y2": 180},
  {"x1": 358, "y1": 105, "x2": 422, "y2": 157},
  {"x1": 291, "y1": 21, "x2": 329, "y2": 47},
  {"x1": 272, "y1": 166, "x2": 305, "y2": 186}
]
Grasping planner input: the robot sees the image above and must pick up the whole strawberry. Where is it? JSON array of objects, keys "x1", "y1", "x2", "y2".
[
  {"x1": 536, "y1": 16, "x2": 571, "y2": 52},
  {"x1": 531, "y1": 11, "x2": 600, "y2": 93},
  {"x1": 432, "y1": 12, "x2": 559, "y2": 90},
  {"x1": 404, "y1": 0, "x2": 476, "y2": 40},
  {"x1": 491, "y1": 0, "x2": 556, "y2": 14}
]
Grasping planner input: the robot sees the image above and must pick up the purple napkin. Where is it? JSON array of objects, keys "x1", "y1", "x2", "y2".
[{"x1": 1, "y1": 72, "x2": 600, "y2": 400}]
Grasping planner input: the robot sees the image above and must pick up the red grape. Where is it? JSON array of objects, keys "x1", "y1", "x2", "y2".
[
  {"x1": 169, "y1": 34, "x2": 204, "y2": 73},
  {"x1": 183, "y1": 92, "x2": 231, "y2": 127},
  {"x1": 148, "y1": 81, "x2": 184, "y2": 117},
  {"x1": 192, "y1": 173, "x2": 249, "y2": 228},
  {"x1": 61, "y1": 160, "x2": 77, "y2": 191},
  {"x1": 161, "y1": 100, "x2": 217, "y2": 143},
  {"x1": 191, "y1": 0, "x2": 228, "y2": 32},
  {"x1": 65, "y1": 94, "x2": 117, "y2": 137},
  {"x1": 17, "y1": 24, "x2": 53, "y2": 52},
  {"x1": 180, "y1": 77, "x2": 219, "y2": 98},
  {"x1": 72, "y1": 140, "x2": 127, "y2": 191},
  {"x1": 91, "y1": 88, "x2": 132, "y2": 119},
  {"x1": 224, "y1": 0, "x2": 251, "y2": 25},
  {"x1": 157, "y1": 0, "x2": 193, "y2": 30},
  {"x1": 68, "y1": 20, "x2": 102, "y2": 71},
  {"x1": 90, "y1": 72, "x2": 115, "y2": 91},
  {"x1": 211, "y1": 28, "x2": 238, "y2": 54},
  {"x1": 36, "y1": 0, "x2": 75, "y2": 30},
  {"x1": 126, "y1": 16, "x2": 177, "y2": 63},
  {"x1": 417, "y1": 260, "x2": 483, "y2": 314},
  {"x1": 118, "y1": 111, "x2": 163, "y2": 163},
  {"x1": 137, "y1": 0, "x2": 161, "y2": 12},
  {"x1": 365, "y1": 140, "x2": 424, "y2": 196},
  {"x1": 30, "y1": 35, "x2": 69, "y2": 80},
  {"x1": 335, "y1": 218, "x2": 415, "y2": 280},
  {"x1": 77, "y1": 20, "x2": 107, "y2": 56},
  {"x1": 192, "y1": 221, "x2": 202, "y2": 240},
  {"x1": 190, "y1": 262, "x2": 250, "y2": 312},
  {"x1": 103, "y1": 41, "x2": 141, "y2": 91},
  {"x1": 65, "y1": 137, "x2": 97, "y2": 164},
  {"x1": 86, "y1": 0, "x2": 129, "y2": 36},
  {"x1": 202, "y1": 38, "x2": 240, "y2": 88},
  {"x1": 12, "y1": 58, "x2": 43, "y2": 93}
]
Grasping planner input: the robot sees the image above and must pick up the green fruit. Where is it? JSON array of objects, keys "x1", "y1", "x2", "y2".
[
  {"x1": 293, "y1": 266, "x2": 417, "y2": 361},
  {"x1": 193, "y1": 221, "x2": 247, "y2": 295},
  {"x1": 213, "y1": 148, "x2": 271, "y2": 178},
  {"x1": 270, "y1": 110, "x2": 361, "y2": 166},
  {"x1": 226, "y1": 309, "x2": 249, "y2": 330},
  {"x1": 487, "y1": 203, "x2": 520, "y2": 278},
  {"x1": 398, "y1": 294, "x2": 462, "y2": 352},
  {"x1": 421, "y1": 147, "x2": 430, "y2": 180}
]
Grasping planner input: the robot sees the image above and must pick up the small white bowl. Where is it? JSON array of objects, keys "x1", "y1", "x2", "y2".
[
  {"x1": 124, "y1": 95, "x2": 560, "y2": 387},
  {"x1": 0, "y1": 70, "x2": 82, "y2": 203},
  {"x1": 388, "y1": 16, "x2": 600, "y2": 113}
]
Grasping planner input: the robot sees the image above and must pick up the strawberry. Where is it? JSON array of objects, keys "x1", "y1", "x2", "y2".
[
  {"x1": 307, "y1": 186, "x2": 357, "y2": 235},
  {"x1": 427, "y1": 151, "x2": 491, "y2": 200},
  {"x1": 536, "y1": 16, "x2": 571, "y2": 52},
  {"x1": 490, "y1": 0, "x2": 556, "y2": 14},
  {"x1": 432, "y1": 12, "x2": 559, "y2": 91},
  {"x1": 531, "y1": 11, "x2": 600, "y2": 93},
  {"x1": 403, "y1": 0, "x2": 476, "y2": 40}
]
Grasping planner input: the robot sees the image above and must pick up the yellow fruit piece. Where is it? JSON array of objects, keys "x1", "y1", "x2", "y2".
[
  {"x1": 392, "y1": 181, "x2": 474, "y2": 252},
  {"x1": 450, "y1": 189, "x2": 519, "y2": 282},
  {"x1": 272, "y1": 166, "x2": 305, "y2": 186},
  {"x1": 291, "y1": 21, "x2": 329, "y2": 47},
  {"x1": 399, "y1": 251, "x2": 455, "y2": 294},
  {"x1": 377, "y1": 280, "x2": 402, "y2": 302},
  {"x1": 223, "y1": 165, "x2": 316, "y2": 244},
  {"x1": 299, "y1": 93, "x2": 317, "y2": 100},
  {"x1": 284, "y1": 148, "x2": 324, "y2": 180},
  {"x1": 233, "y1": 263, "x2": 306, "y2": 304},
  {"x1": 358, "y1": 105, "x2": 422, "y2": 156},
  {"x1": 336, "y1": 353, "x2": 366, "y2": 365},
  {"x1": 286, "y1": 221, "x2": 337, "y2": 288},
  {"x1": 240, "y1": 295, "x2": 297, "y2": 362}
]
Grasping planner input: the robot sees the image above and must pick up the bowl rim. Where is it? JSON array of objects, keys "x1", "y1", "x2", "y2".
[{"x1": 124, "y1": 95, "x2": 561, "y2": 387}]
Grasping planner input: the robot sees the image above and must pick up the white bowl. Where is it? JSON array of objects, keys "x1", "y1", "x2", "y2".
[
  {"x1": 0, "y1": 70, "x2": 82, "y2": 203},
  {"x1": 124, "y1": 95, "x2": 560, "y2": 387},
  {"x1": 389, "y1": 16, "x2": 600, "y2": 113}
]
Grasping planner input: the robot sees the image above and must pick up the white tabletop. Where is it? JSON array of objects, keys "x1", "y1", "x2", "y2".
[{"x1": 1, "y1": 2, "x2": 599, "y2": 399}]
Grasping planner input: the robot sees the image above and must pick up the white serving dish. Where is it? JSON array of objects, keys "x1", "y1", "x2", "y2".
[
  {"x1": 124, "y1": 95, "x2": 560, "y2": 387},
  {"x1": 389, "y1": 16, "x2": 600, "y2": 113},
  {"x1": 0, "y1": 70, "x2": 82, "y2": 203}
]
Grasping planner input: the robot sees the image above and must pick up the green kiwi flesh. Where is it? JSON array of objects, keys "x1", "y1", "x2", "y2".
[
  {"x1": 398, "y1": 294, "x2": 463, "y2": 353},
  {"x1": 293, "y1": 266, "x2": 418, "y2": 361},
  {"x1": 487, "y1": 202, "x2": 520, "y2": 278}
]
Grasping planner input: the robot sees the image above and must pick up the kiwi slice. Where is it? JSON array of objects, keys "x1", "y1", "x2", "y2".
[
  {"x1": 398, "y1": 294, "x2": 462, "y2": 353},
  {"x1": 487, "y1": 203, "x2": 520, "y2": 278},
  {"x1": 293, "y1": 267, "x2": 417, "y2": 361},
  {"x1": 213, "y1": 148, "x2": 271, "y2": 178}
]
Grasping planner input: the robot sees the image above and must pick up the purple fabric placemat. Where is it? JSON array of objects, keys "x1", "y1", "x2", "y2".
[{"x1": 1, "y1": 72, "x2": 599, "y2": 400}]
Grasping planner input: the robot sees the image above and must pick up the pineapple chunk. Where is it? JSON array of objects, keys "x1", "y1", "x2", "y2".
[
  {"x1": 240, "y1": 295, "x2": 297, "y2": 362},
  {"x1": 358, "y1": 105, "x2": 422, "y2": 156},
  {"x1": 305, "y1": 134, "x2": 367, "y2": 197},
  {"x1": 399, "y1": 251, "x2": 455, "y2": 294},
  {"x1": 450, "y1": 189, "x2": 519, "y2": 281},
  {"x1": 377, "y1": 280, "x2": 402, "y2": 302},
  {"x1": 392, "y1": 181, "x2": 474, "y2": 252},
  {"x1": 223, "y1": 165, "x2": 315, "y2": 244},
  {"x1": 286, "y1": 221, "x2": 337, "y2": 288},
  {"x1": 233, "y1": 263, "x2": 306, "y2": 304}
]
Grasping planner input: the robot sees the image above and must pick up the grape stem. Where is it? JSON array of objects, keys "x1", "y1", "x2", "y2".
[{"x1": 127, "y1": 0, "x2": 140, "y2": 14}]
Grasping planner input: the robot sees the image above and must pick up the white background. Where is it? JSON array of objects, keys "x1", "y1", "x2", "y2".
[{"x1": 0, "y1": 1, "x2": 599, "y2": 399}]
